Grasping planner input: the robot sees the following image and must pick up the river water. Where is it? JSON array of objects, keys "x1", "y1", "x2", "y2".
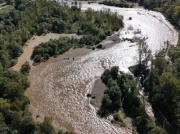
[{"x1": 25, "y1": 3, "x2": 178, "y2": 134}]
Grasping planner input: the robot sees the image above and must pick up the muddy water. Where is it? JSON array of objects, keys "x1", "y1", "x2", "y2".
[
  {"x1": 24, "y1": 3, "x2": 178, "y2": 134},
  {"x1": 12, "y1": 33, "x2": 77, "y2": 71}
]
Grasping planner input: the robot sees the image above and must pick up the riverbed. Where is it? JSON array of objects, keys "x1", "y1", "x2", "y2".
[{"x1": 24, "y1": 3, "x2": 178, "y2": 134}]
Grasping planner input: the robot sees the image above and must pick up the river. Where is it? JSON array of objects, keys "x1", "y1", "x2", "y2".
[{"x1": 24, "y1": 3, "x2": 178, "y2": 134}]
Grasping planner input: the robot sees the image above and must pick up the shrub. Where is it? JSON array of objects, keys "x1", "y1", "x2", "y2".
[
  {"x1": 113, "y1": 113, "x2": 123, "y2": 123},
  {"x1": 34, "y1": 55, "x2": 42, "y2": 63},
  {"x1": 20, "y1": 61, "x2": 31, "y2": 75}
]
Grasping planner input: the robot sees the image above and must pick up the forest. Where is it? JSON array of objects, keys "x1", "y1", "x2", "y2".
[
  {"x1": 125, "y1": 0, "x2": 180, "y2": 133},
  {"x1": 123, "y1": 39, "x2": 180, "y2": 133},
  {"x1": 0, "y1": 0, "x2": 122, "y2": 133}
]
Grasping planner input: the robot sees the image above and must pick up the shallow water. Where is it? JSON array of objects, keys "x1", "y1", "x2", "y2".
[{"x1": 25, "y1": 3, "x2": 178, "y2": 134}]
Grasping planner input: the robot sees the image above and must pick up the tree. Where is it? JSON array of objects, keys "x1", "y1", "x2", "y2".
[
  {"x1": 148, "y1": 127, "x2": 167, "y2": 134},
  {"x1": 110, "y1": 66, "x2": 119, "y2": 79},
  {"x1": 138, "y1": 0, "x2": 144, "y2": 5},
  {"x1": 79, "y1": 2, "x2": 82, "y2": 9},
  {"x1": 8, "y1": 42, "x2": 23, "y2": 58},
  {"x1": 159, "y1": 72, "x2": 180, "y2": 104},
  {"x1": 0, "y1": 98, "x2": 10, "y2": 116},
  {"x1": 102, "y1": 94, "x2": 112, "y2": 109},
  {"x1": 20, "y1": 116, "x2": 36, "y2": 134},
  {"x1": 14, "y1": 0, "x2": 28, "y2": 9},
  {"x1": 5, "y1": 0, "x2": 13, "y2": 5},
  {"x1": 101, "y1": 69, "x2": 111, "y2": 84},
  {"x1": 34, "y1": 55, "x2": 42, "y2": 63},
  {"x1": 153, "y1": 57, "x2": 167, "y2": 75},
  {"x1": 0, "y1": 51, "x2": 10, "y2": 70},
  {"x1": 5, "y1": 81, "x2": 23, "y2": 100},
  {"x1": 20, "y1": 61, "x2": 31, "y2": 75},
  {"x1": 136, "y1": 38, "x2": 151, "y2": 75}
]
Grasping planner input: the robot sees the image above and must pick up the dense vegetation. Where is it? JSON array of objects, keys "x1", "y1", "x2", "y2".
[
  {"x1": 99, "y1": 0, "x2": 134, "y2": 8},
  {"x1": 123, "y1": 0, "x2": 180, "y2": 131},
  {"x1": 118, "y1": 1, "x2": 180, "y2": 132},
  {"x1": 99, "y1": 66, "x2": 166, "y2": 134},
  {"x1": 128, "y1": 39, "x2": 180, "y2": 133},
  {"x1": 20, "y1": 61, "x2": 30, "y2": 75},
  {"x1": 31, "y1": 37, "x2": 75, "y2": 63}
]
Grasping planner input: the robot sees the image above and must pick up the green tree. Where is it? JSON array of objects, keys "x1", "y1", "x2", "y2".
[
  {"x1": 34, "y1": 55, "x2": 42, "y2": 63},
  {"x1": 148, "y1": 127, "x2": 167, "y2": 134},
  {"x1": 153, "y1": 57, "x2": 167, "y2": 75},
  {"x1": 110, "y1": 66, "x2": 119, "y2": 79},
  {"x1": 20, "y1": 61, "x2": 31, "y2": 75},
  {"x1": 159, "y1": 72, "x2": 180, "y2": 103},
  {"x1": 8, "y1": 42, "x2": 23, "y2": 58},
  {"x1": 5, "y1": 0, "x2": 13, "y2": 5}
]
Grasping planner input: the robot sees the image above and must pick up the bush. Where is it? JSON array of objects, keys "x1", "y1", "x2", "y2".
[
  {"x1": 20, "y1": 61, "x2": 31, "y2": 75},
  {"x1": 40, "y1": 116, "x2": 55, "y2": 134},
  {"x1": 110, "y1": 66, "x2": 119, "y2": 79},
  {"x1": 10, "y1": 59, "x2": 17, "y2": 66},
  {"x1": 34, "y1": 55, "x2": 42, "y2": 63},
  {"x1": 113, "y1": 113, "x2": 123, "y2": 123}
]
